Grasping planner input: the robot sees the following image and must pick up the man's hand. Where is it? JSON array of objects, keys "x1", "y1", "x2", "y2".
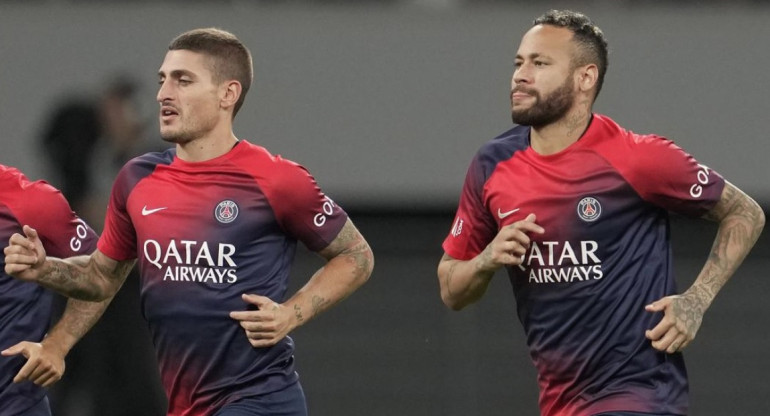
[
  {"x1": 1, "y1": 341, "x2": 66, "y2": 387},
  {"x1": 478, "y1": 213, "x2": 544, "y2": 272},
  {"x1": 230, "y1": 294, "x2": 297, "y2": 348},
  {"x1": 644, "y1": 292, "x2": 705, "y2": 354},
  {"x1": 4, "y1": 225, "x2": 47, "y2": 281}
]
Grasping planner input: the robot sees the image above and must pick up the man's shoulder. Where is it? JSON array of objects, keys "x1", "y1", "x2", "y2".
[
  {"x1": 489, "y1": 124, "x2": 530, "y2": 145},
  {"x1": 590, "y1": 113, "x2": 664, "y2": 143},
  {"x1": 110, "y1": 147, "x2": 176, "y2": 197},
  {"x1": 127, "y1": 147, "x2": 176, "y2": 167},
  {"x1": 0, "y1": 165, "x2": 28, "y2": 197},
  {"x1": 473, "y1": 125, "x2": 530, "y2": 165},
  {"x1": 0, "y1": 164, "x2": 63, "y2": 204},
  {"x1": 234, "y1": 140, "x2": 308, "y2": 174},
  {"x1": 117, "y1": 147, "x2": 176, "y2": 177},
  {"x1": 0, "y1": 164, "x2": 34, "y2": 191}
]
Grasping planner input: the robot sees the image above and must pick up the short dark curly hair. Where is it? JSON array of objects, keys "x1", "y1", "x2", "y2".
[{"x1": 534, "y1": 10, "x2": 609, "y2": 99}]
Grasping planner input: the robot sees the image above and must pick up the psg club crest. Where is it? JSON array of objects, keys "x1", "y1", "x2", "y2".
[
  {"x1": 577, "y1": 197, "x2": 601, "y2": 222},
  {"x1": 214, "y1": 200, "x2": 239, "y2": 224}
]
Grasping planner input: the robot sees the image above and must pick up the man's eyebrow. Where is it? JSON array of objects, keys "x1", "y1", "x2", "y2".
[
  {"x1": 158, "y1": 69, "x2": 195, "y2": 78},
  {"x1": 515, "y1": 52, "x2": 550, "y2": 60}
]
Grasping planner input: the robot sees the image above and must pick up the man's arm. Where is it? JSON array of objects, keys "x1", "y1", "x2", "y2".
[
  {"x1": 230, "y1": 218, "x2": 374, "y2": 347},
  {"x1": 1, "y1": 296, "x2": 113, "y2": 387},
  {"x1": 4, "y1": 225, "x2": 135, "y2": 301},
  {"x1": 645, "y1": 181, "x2": 765, "y2": 353},
  {"x1": 437, "y1": 214, "x2": 544, "y2": 310}
]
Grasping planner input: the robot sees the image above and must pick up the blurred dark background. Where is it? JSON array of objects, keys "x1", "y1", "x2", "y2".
[{"x1": 1, "y1": 1, "x2": 768, "y2": 415}]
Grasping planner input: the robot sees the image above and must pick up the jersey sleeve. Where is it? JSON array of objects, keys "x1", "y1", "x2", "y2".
[
  {"x1": 97, "y1": 165, "x2": 138, "y2": 260},
  {"x1": 263, "y1": 157, "x2": 348, "y2": 252},
  {"x1": 620, "y1": 135, "x2": 725, "y2": 216},
  {"x1": 442, "y1": 153, "x2": 498, "y2": 261},
  {"x1": 18, "y1": 181, "x2": 98, "y2": 257}
]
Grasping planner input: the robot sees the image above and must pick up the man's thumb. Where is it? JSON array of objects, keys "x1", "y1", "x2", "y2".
[{"x1": 22, "y1": 225, "x2": 39, "y2": 242}]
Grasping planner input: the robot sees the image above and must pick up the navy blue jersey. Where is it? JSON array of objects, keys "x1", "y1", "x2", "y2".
[
  {"x1": 98, "y1": 141, "x2": 347, "y2": 416},
  {"x1": 0, "y1": 165, "x2": 97, "y2": 415},
  {"x1": 443, "y1": 114, "x2": 724, "y2": 415}
]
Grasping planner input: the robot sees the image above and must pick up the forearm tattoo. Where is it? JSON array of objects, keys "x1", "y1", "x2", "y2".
[
  {"x1": 294, "y1": 304, "x2": 304, "y2": 324},
  {"x1": 477, "y1": 246, "x2": 493, "y2": 272},
  {"x1": 42, "y1": 257, "x2": 132, "y2": 301},
  {"x1": 311, "y1": 295, "x2": 330, "y2": 315},
  {"x1": 54, "y1": 299, "x2": 111, "y2": 345},
  {"x1": 296, "y1": 220, "x2": 373, "y2": 324},
  {"x1": 44, "y1": 259, "x2": 101, "y2": 301},
  {"x1": 323, "y1": 220, "x2": 374, "y2": 283},
  {"x1": 695, "y1": 183, "x2": 764, "y2": 305}
]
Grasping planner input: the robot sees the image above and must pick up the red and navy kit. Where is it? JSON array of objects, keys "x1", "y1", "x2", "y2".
[
  {"x1": 98, "y1": 140, "x2": 347, "y2": 416},
  {"x1": 0, "y1": 165, "x2": 97, "y2": 415},
  {"x1": 443, "y1": 114, "x2": 725, "y2": 416}
]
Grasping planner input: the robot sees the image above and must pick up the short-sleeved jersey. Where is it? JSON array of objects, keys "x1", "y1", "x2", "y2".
[
  {"x1": 442, "y1": 114, "x2": 724, "y2": 416},
  {"x1": 0, "y1": 165, "x2": 97, "y2": 415},
  {"x1": 97, "y1": 140, "x2": 347, "y2": 416}
]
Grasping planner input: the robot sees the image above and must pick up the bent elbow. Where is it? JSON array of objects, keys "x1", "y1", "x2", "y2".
[
  {"x1": 757, "y1": 206, "x2": 766, "y2": 231},
  {"x1": 440, "y1": 288, "x2": 469, "y2": 311},
  {"x1": 78, "y1": 278, "x2": 120, "y2": 302},
  {"x1": 362, "y1": 249, "x2": 375, "y2": 282},
  {"x1": 353, "y1": 248, "x2": 374, "y2": 287},
  {"x1": 444, "y1": 299, "x2": 467, "y2": 311},
  {"x1": 70, "y1": 287, "x2": 109, "y2": 302}
]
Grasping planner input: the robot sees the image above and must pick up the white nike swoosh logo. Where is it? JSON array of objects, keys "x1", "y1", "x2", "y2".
[
  {"x1": 142, "y1": 206, "x2": 168, "y2": 216},
  {"x1": 497, "y1": 208, "x2": 520, "y2": 219}
]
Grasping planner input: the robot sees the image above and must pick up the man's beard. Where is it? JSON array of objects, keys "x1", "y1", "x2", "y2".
[
  {"x1": 160, "y1": 120, "x2": 205, "y2": 145},
  {"x1": 160, "y1": 130, "x2": 195, "y2": 144},
  {"x1": 511, "y1": 76, "x2": 575, "y2": 128}
]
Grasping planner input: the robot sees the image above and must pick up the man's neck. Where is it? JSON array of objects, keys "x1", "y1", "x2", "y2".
[
  {"x1": 176, "y1": 131, "x2": 239, "y2": 162},
  {"x1": 530, "y1": 106, "x2": 592, "y2": 156}
]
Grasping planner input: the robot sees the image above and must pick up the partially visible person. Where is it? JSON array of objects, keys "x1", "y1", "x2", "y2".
[
  {"x1": 437, "y1": 9, "x2": 764, "y2": 416},
  {"x1": 6, "y1": 27, "x2": 374, "y2": 416},
  {"x1": 39, "y1": 75, "x2": 155, "y2": 231},
  {"x1": 0, "y1": 163, "x2": 108, "y2": 415}
]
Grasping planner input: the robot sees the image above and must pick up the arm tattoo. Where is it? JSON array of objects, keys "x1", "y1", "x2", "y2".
[
  {"x1": 293, "y1": 219, "x2": 372, "y2": 324},
  {"x1": 311, "y1": 295, "x2": 330, "y2": 315},
  {"x1": 672, "y1": 290, "x2": 705, "y2": 338},
  {"x1": 49, "y1": 298, "x2": 112, "y2": 350},
  {"x1": 293, "y1": 304, "x2": 304, "y2": 323},
  {"x1": 41, "y1": 256, "x2": 133, "y2": 301},
  {"x1": 476, "y1": 246, "x2": 493, "y2": 272},
  {"x1": 694, "y1": 182, "x2": 765, "y2": 304},
  {"x1": 43, "y1": 258, "x2": 101, "y2": 301},
  {"x1": 320, "y1": 220, "x2": 374, "y2": 283}
]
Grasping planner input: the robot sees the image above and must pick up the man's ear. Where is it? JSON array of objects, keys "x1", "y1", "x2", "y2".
[
  {"x1": 577, "y1": 64, "x2": 598, "y2": 93},
  {"x1": 221, "y1": 80, "x2": 242, "y2": 111}
]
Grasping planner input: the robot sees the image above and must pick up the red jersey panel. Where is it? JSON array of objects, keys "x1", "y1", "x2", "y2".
[
  {"x1": 443, "y1": 114, "x2": 724, "y2": 416},
  {"x1": 98, "y1": 141, "x2": 347, "y2": 416},
  {"x1": 0, "y1": 165, "x2": 97, "y2": 415}
]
